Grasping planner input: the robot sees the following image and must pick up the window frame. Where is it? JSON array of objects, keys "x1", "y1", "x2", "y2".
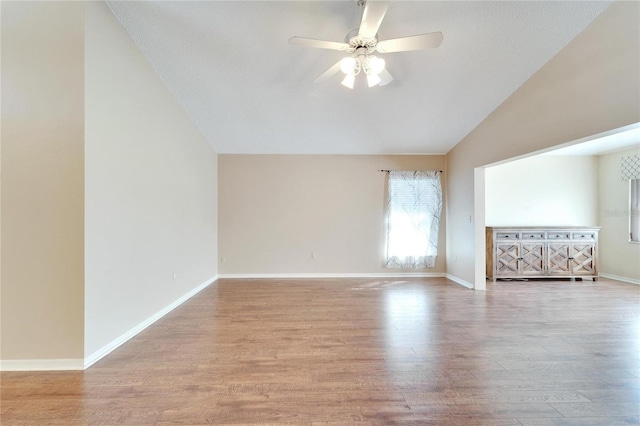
[{"x1": 630, "y1": 178, "x2": 640, "y2": 243}]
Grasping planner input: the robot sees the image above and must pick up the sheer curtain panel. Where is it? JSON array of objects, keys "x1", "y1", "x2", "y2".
[
  {"x1": 631, "y1": 179, "x2": 639, "y2": 242},
  {"x1": 386, "y1": 171, "x2": 442, "y2": 268}
]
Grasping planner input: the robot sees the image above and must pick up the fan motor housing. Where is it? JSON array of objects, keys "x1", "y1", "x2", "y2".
[{"x1": 344, "y1": 29, "x2": 378, "y2": 53}]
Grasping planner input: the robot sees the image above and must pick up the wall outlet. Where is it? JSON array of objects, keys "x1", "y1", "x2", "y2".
[
  {"x1": 172, "y1": 271, "x2": 177, "y2": 280},
  {"x1": 468, "y1": 214, "x2": 472, "y2": 223},
  {"x1": 311, "y1": 252, "x2": 317, "y2": 259},
  {"x1": 221, "y1": 256, "x2": 227, "y2": 263}
]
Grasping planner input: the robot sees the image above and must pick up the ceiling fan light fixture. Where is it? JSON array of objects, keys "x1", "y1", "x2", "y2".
[
  {"x1": 367, "y1": 73, "x2": 381, "y2": 87},
  {"x1": 341, "y1": 73, "x2": 356, "y2": 89},
  {"x1": 367, "y1": 55, "x2": 385, "y2": 75},
  {"x1": 340, "y1": 56, "x2": 357, "y2": 74},
  {"x1": 290, "y1": 0, "x2": 443, "y2": 89}
]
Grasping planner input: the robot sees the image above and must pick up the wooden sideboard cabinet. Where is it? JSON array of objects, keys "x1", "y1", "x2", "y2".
[{"x1": 486, "y1": 226, "x2": 600, "y2": 282}]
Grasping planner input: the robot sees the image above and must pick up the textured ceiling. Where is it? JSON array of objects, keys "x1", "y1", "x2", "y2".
[
  {"x1": 548, "y1": 126, "x2": 640, "y2": 156},
  {"x1": 107, "y1": 1, "x2": 612, "y2": 155}
]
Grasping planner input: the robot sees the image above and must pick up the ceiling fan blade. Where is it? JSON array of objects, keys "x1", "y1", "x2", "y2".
[
  {"x1": 289, "y1": 36, "x2": 349, "y2": 51},
  {"x1": 376, "y1": 32, "x2": 443, "y2": 53},
  {"x1": 358, "y1": 0, "x2": 390, "y2": 40},
  {"x1": 378, "y1": 68, "x2": 394, "y2": 86},
  {"x1": 314, "y1": 61, "x2": 342, "y2": 84}
]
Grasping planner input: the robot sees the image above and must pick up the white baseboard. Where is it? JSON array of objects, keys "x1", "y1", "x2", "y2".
[
  {"x1": 599, "y1": 273, "x2": 640, "y2": 286},
  {"x1": 445, "y1": 273, "x2": 474, "y2": 289},
  {"x1": 83, "y1": 275, "x2": 217, "y2": 369},
  {"x1": 218, "y1": 272, "x2": 445, "y2": 279},
  {"x1": 0, "y1": 358, "x2": 84, "y2": 371}
]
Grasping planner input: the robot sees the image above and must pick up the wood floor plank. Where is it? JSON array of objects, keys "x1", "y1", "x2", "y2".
[
  {"x1": 603, "y1": 376, "x2": 640, "y2": 390},
  {"x1": 360, "y1": 402, "x2": 562, "y2": 421},
  {"x1": 518, "y1": 416, "x2": 640, "y2": 425},
  {"x1": 430, "y1": 377, "x2": 614, "y2": 392},
  {"x1": 1, "y1": 277, "x2": 638, "y2": 424},
  {"x1": 577, "y1": 388, "x2": 640, "y2": 402},
  {"x1": 550, "y1": 401, "x2": 640, "y2": 417},
  {"x1": 402, "y1": 389, "x2": 591, "y2": 406}
]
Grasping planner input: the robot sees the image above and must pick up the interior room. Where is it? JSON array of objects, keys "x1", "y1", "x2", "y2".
[
  {"x1": 484, "y1": 128, "x2": 640, "y2": 284},
  {"x1": 1, "y1": 0, "x2": 639, "y2": 424}
]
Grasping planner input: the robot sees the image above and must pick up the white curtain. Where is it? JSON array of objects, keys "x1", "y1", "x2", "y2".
[{"x1": 386, "y1": 171, "x2": 442, "y2": 268}]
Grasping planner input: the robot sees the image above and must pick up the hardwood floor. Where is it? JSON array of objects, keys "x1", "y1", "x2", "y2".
[{"x1": 1, "y1": 277, "x2": 639, "y2": 425}]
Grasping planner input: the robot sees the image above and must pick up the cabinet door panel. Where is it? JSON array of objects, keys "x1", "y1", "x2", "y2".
[
  {"x1": 547, "y1": 243, "x2": 571, "y2": 274},
  {"x1": 496, "y1": 243, "x2": 519, "y2": 275},
  {"x1": 521, "y1": 243, "x2": 544, "y2": 275},
  {"x1": 570, "y1": 243, "x2": 595, "y2": 274}
]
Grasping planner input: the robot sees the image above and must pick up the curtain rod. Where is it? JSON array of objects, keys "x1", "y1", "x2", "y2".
[{"x1": 379, "y1": 169, "x2": 443, "y2": 173}]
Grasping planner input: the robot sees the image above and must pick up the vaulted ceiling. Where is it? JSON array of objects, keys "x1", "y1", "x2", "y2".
[{"x1": 107, "y1": 1, "x2": 612, "y2": 155}]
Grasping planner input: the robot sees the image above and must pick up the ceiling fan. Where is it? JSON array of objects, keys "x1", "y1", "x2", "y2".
[{"x1": 289, "y1": 0, "x2": 443, "y2": 89}]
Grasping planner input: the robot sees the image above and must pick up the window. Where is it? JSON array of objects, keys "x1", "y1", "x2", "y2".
[
  {"x1": 631, "y1": 178, "x2": 640, "y2": 242},
  {"x1": 621, "y1": 154, "x2": 640, "y2": 242},
  {"x1": 385, "y1": 171, "x2": 442, "y2": 268}
]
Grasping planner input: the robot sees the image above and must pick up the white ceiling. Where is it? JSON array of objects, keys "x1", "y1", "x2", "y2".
[
  {"x1": 107, "y1": 1, "x2": 612, "y2": 155},
  {"x1": 546, "y1": 126, "x2": 640, "y2": 156}
]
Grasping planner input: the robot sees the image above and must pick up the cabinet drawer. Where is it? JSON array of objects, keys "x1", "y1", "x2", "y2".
[
  {"x1": 522, "y1": 232, "x2": 545, "y2": 240},
  {"x1": 496, "y1": 232, "x2": 519, "y2": 240},
  {"x1": 572, "y1": 232, "x2": 595, "y2": 240},
  {"x1": 547, "y1": 232, "x2": 570, "y2": 239}
]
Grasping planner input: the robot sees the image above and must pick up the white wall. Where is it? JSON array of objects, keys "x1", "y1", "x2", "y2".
[
  {"x1": 1, "y1": 1, "x2": 85, "y2": 362},
  {"x1": 598, "y1": 147, "x2": 640, "y2": 282},
  {"x1": 84, "y1": 2, "x2": 218, "y2": 359},
  {"x1": 446, "y1": 1, "x2": 639, "y2": 288},
  {"x1": 485, "y1": 155, "x2": 598, "y2": 226}
]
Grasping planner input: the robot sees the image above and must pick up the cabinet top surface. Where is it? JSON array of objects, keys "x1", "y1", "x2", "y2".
[{"x1": 487, "y1": 226, "x2": 601, "y2": 230}]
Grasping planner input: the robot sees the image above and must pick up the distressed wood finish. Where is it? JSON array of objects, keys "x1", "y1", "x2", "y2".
[
  {"x1": 486, "y1": 226, "x2": 601, "y2": 282},
  {"x1": 2, "y1": 277, "x2": 639, "y2": 425}
]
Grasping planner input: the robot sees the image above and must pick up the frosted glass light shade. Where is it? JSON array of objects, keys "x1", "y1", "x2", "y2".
[
  {"x1": 341, "y1": 73, "x2": 355, "y2": 89},
  {"x1": 340, "y1": 57, "x2": 357, "y2": 74},
  {"x1": 367, "y1": 73, "x2": 381, "y2": 87},
  {"x1": 367, "y1": 56, "x2": 385, "y2": 75}
]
